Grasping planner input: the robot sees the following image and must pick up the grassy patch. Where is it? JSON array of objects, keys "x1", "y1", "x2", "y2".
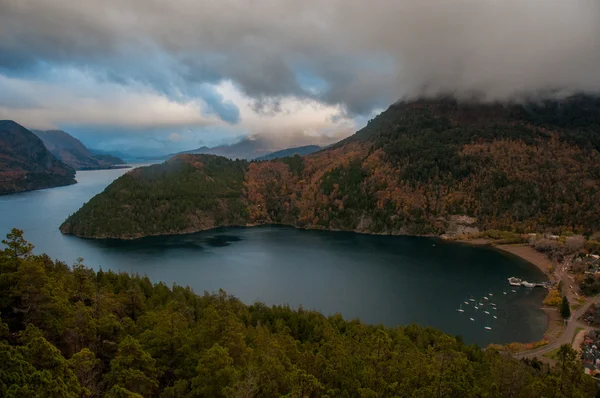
[
  {"x1": 467, "y1": 230, "x2": 527, "y2": 244},
  {"x1": 544, "y1": 347, "x2": 561, "y2": 360},
  {"x1": 503, "y1": 340, "x2": 549, "y2": 353}
]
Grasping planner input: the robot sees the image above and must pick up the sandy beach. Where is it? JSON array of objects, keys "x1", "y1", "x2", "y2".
[{"x1": 494, "y1": 244, "x2": 554, "y2": 274}]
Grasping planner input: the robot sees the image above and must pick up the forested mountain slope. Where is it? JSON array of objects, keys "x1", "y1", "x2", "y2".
[
  {"x1": 0, "y1": 229, "x2": 596, "y2": 397},
  {"x1": 32, "y1": 129, "x2": 127, "y2": 170},
  {"x1": 0, "y1": 121, "x2": 76, "y2": 195},
  {"x1": 61, "y1": 96, "x2": 600, "y2": 239},
  {"x1": 255, "y1": 145, "x2": 321, "y2": 161}
]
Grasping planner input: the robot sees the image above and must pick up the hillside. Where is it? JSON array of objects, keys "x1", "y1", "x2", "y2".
[
  {"x1": 32, "y1": 129, "x2": 127, "y2": 170},
  {"x1": 0, "y1": 121, "x2": 76, "y2": 195},
  {"x1": 62, "y1": 155, "x2": 249, "y2": 238},
  {"x1": 61, "y1": 96, "x2": 600, "y2": 239},
  {"x1": 255, "y1": 144, "x2": 321, "y2": 161},
  {"x1": 0, "y1": 229, "x2": 595, "y2": 397}
]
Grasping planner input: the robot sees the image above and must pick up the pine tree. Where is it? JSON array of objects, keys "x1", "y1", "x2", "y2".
[
  {"x1": 560, "y1": 296, "x2": 571, "y2": 319},
  {"x1": 105, "y1": 336, "x2": 159, "y2": 396}
]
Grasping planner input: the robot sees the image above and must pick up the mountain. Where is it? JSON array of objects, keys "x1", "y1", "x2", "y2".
[
  {"x1": 32, "y1": 129, "x2": 127, "y2": 170},
  {"x1": 0, "y1": 121, "x2": 76, "y2": 195},
  {"x1": 89, "y1": 148, "x2": 133, "y2": 161},
  {"x1": 91, "y1": 153, "x2": 126, "y2": 165},
  {"x1": 153, "y1": 137, "x2": 322, "y2": 162},
  {"x1": 176, "y1": 135, "x2": 274, "y2": 160},
  {"x1": 255, "y1": 145, "x2": 321, "y2": 161},
  {"x1": 61, "y1": 95, "x2": 600, "y2": 239}
]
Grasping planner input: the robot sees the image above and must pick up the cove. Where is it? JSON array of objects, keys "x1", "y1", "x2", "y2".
[{"x1": 0, "y1": 167, "x2": 547, "y2": 346}]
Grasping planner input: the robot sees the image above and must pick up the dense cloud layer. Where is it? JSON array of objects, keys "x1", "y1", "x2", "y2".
[{"x1": 1, "y1": 0, "x2": 599, "y2": 153}]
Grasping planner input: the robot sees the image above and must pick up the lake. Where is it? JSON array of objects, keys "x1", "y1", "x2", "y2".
[{"x1": 0, "y1": 167, "x2": 548, "y2": 346}]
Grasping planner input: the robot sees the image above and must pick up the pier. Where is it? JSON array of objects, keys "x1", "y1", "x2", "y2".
[{"x1": 508, "y1": 277, "x2": 553, "y2": 289}]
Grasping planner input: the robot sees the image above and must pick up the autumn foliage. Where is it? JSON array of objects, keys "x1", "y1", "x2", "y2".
[{"x1": 62, "y1": 96, "x2": 600, "y2": 239}]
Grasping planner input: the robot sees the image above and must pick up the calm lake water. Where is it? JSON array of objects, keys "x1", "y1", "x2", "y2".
[{"x1": 0, "y1": 167, "x2": 548, "y2": 346}]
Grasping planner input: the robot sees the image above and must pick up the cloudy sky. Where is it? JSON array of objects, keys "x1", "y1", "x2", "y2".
[{"x1": 1, "y1": 0, "x2": 599, "y2": 156}]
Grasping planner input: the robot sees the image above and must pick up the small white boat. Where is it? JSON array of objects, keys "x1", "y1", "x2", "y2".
[
  {"x1": 521, "y1": 281, "x2": 536, "y2": 288},
  {"x1": 492, "y1": 307, "x2": 497, "y2": 311},
  {"x1": 469, "y1": 298, "x2": 475, "y2": 302},
  {"x1": 484, "y1": 325, "x2": 492, "y2": 330},
  {"x1": 489, "y1": 293, "x2": 493, "y2": 296},
  {"x1": 484, "y1": 311, "x2": 490, "y2": 315},
  {"x1": 511, "y1": 290, "x2": 516, "y2": 293},
  {"x1": 503, "y1": 292, "x2": 507, "y2": 295},
  {"x1": 484, "y1": 297, "x2": 489, "y2": 300},
  {"x1": 478, "y1": 302, "x2": 484, "y2": 306},
  {"x1": 470, "y1": 318, "x2": 475, "y2": 321},
  {"x1": 490, "y1": 303, "x2": 496, "y2": 306},
  {"x1": 458, "y1": 305, "x2": 465, "y2": 313},
  {"x1": 464, "y1": 301, "x2": 469, "y2": 305},
  {"x1": 493, "y1": 316, "x2": 497, "y2": 319},
  {"x1": 474, "y1": 306, "x2": 479, "y2": 310}
]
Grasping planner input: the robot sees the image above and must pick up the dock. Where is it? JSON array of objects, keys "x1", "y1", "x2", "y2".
[{"x1": 508, "y1": 277, "x2": 553, "y2": 289}]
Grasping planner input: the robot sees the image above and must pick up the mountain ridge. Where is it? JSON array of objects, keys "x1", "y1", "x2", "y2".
[
  {"x1": 60, "y1": 95, "x2": 600, "y2": 239},
  {"x1": 0, "y1": 121, "x2": 76, "y2": 195},
  {"x1": 32, "y1": 129, "x2": 127, "y2": 170},
  {"x1": 255, "y1": 145, "x2": 321, "y2": 161}
]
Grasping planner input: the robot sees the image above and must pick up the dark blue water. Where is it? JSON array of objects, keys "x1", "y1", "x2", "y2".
[{"x1": 0, "y1": 167, "x2": 547, "y2": 346}]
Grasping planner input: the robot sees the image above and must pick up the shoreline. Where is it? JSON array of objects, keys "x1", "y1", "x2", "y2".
[
  {"x1": 60, "y1": 222, "x2": 442, "y2": 240},
  {"x1": 493, "y1": 243, "x2": 554, "y2": 275},
  {"x1": 484, "y1": 243, "x2": 559, "y2": 344},
  {"x1": 452, "y1": 238, "x2": 553, "y2": 275}
]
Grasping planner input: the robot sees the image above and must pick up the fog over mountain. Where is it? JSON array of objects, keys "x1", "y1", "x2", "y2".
[{"x1": 0, "y1": 0, "x2": 598, "y2": 154}]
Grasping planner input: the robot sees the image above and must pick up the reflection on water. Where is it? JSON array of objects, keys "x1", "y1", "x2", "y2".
[{"x1": 0, "y1": 167, "x2": 548, "y2": 346}]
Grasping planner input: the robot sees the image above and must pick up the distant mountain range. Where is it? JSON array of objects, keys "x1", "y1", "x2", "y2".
[
  {"x1": 158, "y1": 137, "x2": 322, "y2": 162},
  {"x1": 255, "y1": 145, "x2": 321, "y2": 161},
  {"x1": 89, "y1": 148, "x2": 133, "y2": 162},
  {"x1": 32, "y1": 130, "x2": 127, "y2": 170},
  {"x1": 171, "y1": 136, "x2": 273, "y2": 160},
  {"x1": 0, "y1": 120, "x2": 76, "y2": 195},
  {"x1": 61, "y1": 95, "x2": 600, "y2": 239}
]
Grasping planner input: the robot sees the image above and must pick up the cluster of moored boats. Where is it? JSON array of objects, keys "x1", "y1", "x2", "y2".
[
  {"x1": 457, "y1": 277, "x2": 549, "y2": 331},
  {"x1": 457, "y1": 292, "x2": 501, "y2": 330},
  {"x1": 457, "y1": 290, "x2": 517, "y2": 330}
]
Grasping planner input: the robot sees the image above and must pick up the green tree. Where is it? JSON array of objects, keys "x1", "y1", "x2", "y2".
[
  {"x1": 2, "y1": 228, "x2": 33, "y2": 261},
  {"x1": 69, "y1": 348, "x2": 101, "y2": 396},
  {"x1": 18, "y1": 332, "x2": 83, "y2": 397},
  {"x1": 106, "y1": 336, "x2": 159, "y2": 397},
  {"x1": 12, "y1": 255, "x2": 70, "y2": 340},
  {"x1": 138, "y1": 309, "x2": 193, "y2": 385},
  {"x1": 554, "y1": 345, "x2": 592, "y2": 397},
  {"x1": 105, "y1": 385, "x2": 144, "y2": 398},
  {"x1": 191, "y1": 343, "x2": 237, "y2": 397},
  {"x1": 560, "y1": 296, "x2": 571, "y2": 319}
]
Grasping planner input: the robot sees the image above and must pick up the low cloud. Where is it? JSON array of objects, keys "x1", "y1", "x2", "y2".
[{"x1": 1, "y1": 0, "x2": 599, "y2": 152}]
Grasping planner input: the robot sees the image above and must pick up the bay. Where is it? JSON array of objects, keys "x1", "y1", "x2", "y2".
[{"x1": 0, "y1": 167, "x2": 547, "y2": 346}]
